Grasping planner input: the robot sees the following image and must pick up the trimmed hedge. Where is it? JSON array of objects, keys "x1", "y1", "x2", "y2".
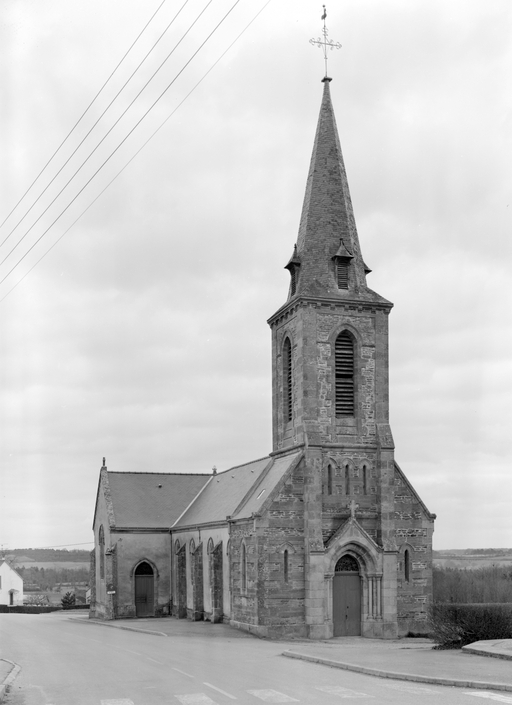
[
  {"x1": 429, "y1": 603, "x2": 512, "y2": 648},
  {"x1": 62, "y1": 604, "x2": 90, "y2": 610},
  {"x1": 0, "y1": 605, "x2": 62, "y2": 614}
]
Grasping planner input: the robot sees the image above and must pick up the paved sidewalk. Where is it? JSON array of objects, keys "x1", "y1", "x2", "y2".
[
  {"x1": 0, "y1": 659, "x2": 21, "y2": 703},
  {"x1": 70, "y1": 616, "x2": 512, "y2": 693}
]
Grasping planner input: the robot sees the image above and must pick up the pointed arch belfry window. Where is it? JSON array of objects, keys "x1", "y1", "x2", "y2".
[
  {"x1": 335, "y1": 331, "x2": 354, "y2": 417},
  {"x1": 283, "y1": 337, "x2": 292, "y2": 423}
]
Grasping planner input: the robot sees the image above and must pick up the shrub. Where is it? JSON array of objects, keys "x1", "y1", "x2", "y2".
[
  {"x1": 61, "y1": 591, "x2": 76, "y2": 609},
  {"x1": 429, "y1": 603, "x2": 512, "y2": 648}
]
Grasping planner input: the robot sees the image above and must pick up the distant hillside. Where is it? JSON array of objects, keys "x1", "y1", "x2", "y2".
[
  {"x1": 434, "y1": 548, "x2": 512, "y2": 570},
  {"x1": 9, "y1": 548, "x2": 91, "y2": 563}
]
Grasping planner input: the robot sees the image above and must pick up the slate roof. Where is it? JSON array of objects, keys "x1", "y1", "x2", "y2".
[
  {"x1": 106, "y1": 472, "x2": 210, "y2": 529},
  {"x1": 174, "y1": 451, "x2": 302, "y2": 527}
]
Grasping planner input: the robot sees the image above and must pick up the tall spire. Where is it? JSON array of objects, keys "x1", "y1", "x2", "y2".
[{"x1": 289, "y1": 78, "x2": 377, "y2": 301}]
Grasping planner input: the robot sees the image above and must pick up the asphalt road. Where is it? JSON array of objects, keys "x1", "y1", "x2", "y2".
[{"x1": 1, "y1": 612, "x2": 511, "y2": 705}]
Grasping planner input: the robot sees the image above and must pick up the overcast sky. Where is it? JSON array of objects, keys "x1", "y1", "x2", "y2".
[{"x1": 0, "y1": 0, "x2": 511, "y2": 552}]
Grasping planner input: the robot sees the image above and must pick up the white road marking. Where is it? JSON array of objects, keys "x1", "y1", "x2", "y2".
[
  {"x1": 204, "y1": 682, "x2": 237, "y2": 699},
  {"x1": 247, "y1": 690, "x2": 299, "y2": 703},
  {"x1": 101, "y1": 701, "x2": 134, "y2": 705},
  {"x1": 464, "y1": 694, "x2": 512, "y2": 703},
  {"x1": 173, "y1": 667, "x2": 196, "y2": 678},
  {"x1": 382, "y1": 682, "x2": 438, "y2": 694},
  {"x1": 146, "y1": 656, "x2": 164, "y2": 664},
  {"x1": 175, "y1": 695, "x2": 218, "y2": 705},
  {"x1": 316, "y1": 685, "x2": 370, "y2": 698}
]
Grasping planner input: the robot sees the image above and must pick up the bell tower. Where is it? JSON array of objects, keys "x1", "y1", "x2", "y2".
[
  {"x1": 268, "y1": 76, "x2": 403, "y2": 639},
  {"x1": 268, "y1": 77, "x2": 394, "y2": 458}
]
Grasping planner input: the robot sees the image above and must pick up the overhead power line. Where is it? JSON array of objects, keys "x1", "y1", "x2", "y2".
[
  {"x1": 0, "y1": 0, "x2": 242, "y2": 287},
  {"x1": 0, "y1": 0, "x2": 273, "y2": 302},
  {"x1": 0, "y1": 0, "x2": 199, "y2": 258},
  {"x1": 0, "y1": 0, "x2": 169, "y2": 232}
]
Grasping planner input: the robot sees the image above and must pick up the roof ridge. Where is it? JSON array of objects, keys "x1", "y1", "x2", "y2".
[
  {"x1": 107, "y1": 471, "x2": 211, "y2": 476},
  {"x1": 214, "y1": 454, "x2": 271, "y2": 476}
]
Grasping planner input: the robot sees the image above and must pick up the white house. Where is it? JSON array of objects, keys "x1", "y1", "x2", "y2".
[{"x1": 0, "y1": 559, "x2": 24, "y2": 606}]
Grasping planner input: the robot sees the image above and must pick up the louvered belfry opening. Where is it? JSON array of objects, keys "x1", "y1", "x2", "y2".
[
  {"x1": 283, "y1": 337, "x2": 292, "y2": 422},
  {"x1": 335, "y1": 331, "x2": 354, "y2": 417},
  {"x1": 290, "y1": 267, "x2": 297, "y2": 296},
  {"x1": 336, "y1": 260, "x2": 349, "y2": 289}
]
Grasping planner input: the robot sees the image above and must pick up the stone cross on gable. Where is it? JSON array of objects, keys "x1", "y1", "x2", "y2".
[{"x1": 348, "y1": 499, "x2": 359, "y2": 519}]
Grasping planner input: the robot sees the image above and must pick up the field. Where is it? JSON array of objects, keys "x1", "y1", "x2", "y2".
[{"x1": 15, "y1": 561, "x2": 89, "y2": 570}]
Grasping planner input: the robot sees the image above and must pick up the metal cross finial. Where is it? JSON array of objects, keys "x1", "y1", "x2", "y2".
[
  {"x1": 348, "y1": 499, "x2": 359, "y2": 519},
  {"x1": 310, "y1": 6, "x2": 341, "y2": 78}
]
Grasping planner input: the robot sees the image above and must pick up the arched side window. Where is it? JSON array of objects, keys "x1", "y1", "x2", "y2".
[
  {"x1": 241, "y1": 542, "x2": 247, "y2": 591},
  {"x1": 362, "y1": 464, "x2": 368, "y2": 495},
  {"x1": 404, "y1": 549, "x2": 410, "y2": 582},
  {"x1": 344, "y1": 463, "x2": 350, "y2": 495},
  {"x1": 284, "y1": 549, "x2": 289, "y2": 583},
  {"x1": 335, "y1": 331, "x2": 354, "y2": 417},
  {"x1": 283, "y1": 337, "x2": 292, "y2": 423},
  {"x1": 327, "y1": 465, "x2": 333, "y2": 495},
  {"x1": 98, "y1": 525, "x2": 105, "y2": 579}
]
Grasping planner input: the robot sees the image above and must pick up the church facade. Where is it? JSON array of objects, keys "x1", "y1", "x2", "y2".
[{"x1": 91, "y1": 77, "x2": 435, "y2": 639}]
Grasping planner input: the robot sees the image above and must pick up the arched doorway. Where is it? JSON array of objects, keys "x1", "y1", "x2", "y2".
[
  {"x1": 134, "y1": 561, "x2": 154, "y2": 617},
  {"x1": 333, "y1": 554, "x2": 361, "y2": 636}
]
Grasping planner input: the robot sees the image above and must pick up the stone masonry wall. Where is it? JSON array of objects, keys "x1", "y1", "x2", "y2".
[{"x1": 393, "y1": 465, "x2": 434, "y2": 635}]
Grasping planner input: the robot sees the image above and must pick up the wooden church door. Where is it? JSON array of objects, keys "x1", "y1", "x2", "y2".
[
  {"x1": 135, "y1": 561, "x2": 154, "y2": 617},
  {"x1": 333, "y1": 555, "x2": 361, "y2": 636}
]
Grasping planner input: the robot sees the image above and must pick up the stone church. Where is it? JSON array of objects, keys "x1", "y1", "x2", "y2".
[{"x1": 91, "y1": 76, "x2": 435, "y2": 639}]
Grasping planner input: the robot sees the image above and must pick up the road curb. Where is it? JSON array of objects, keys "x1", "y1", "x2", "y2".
[
  {"x1": 0, "y1": 660, "x2": 21, "y2": 703},
  {"x1": 282, "y1": 650, "x2": 512, "y2": 693},
  {"x1": 463, "y1": 644, "x2": 512, "y2": 661},
  {"x1": 67, "y1": 616, "x2": 167, "y2": 637}
]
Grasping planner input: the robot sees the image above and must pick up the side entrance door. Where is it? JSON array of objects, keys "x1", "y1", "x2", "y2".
[
  {"x1": 333, "y1": 555, "x2": 361, "y2": 636},
  {"x1": 134, "y1": 561, "x2": 155, "y2": 617}
]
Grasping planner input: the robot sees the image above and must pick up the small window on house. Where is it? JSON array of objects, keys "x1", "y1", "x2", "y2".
[
  {"x1": 284, "y1": 549, "x2": 289, "y2": 583},
  {"x1": 283, "y1": 337, "x2": 293, "y2": 423},
  {"x1": 335, "y1": 331, "x2": 354, "y2": 417},
  {"x1": 404, "y1": 549, "x2": 410, "y2": 582},
  {"x1": 336, "y1": 260, "x2": 349, "y2": 289},
  {"x1": 241, "y1": 543, "x2": 247, "y2": 590}
]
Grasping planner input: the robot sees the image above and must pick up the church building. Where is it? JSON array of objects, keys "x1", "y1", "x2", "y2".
[{"x1": 91, "y1": 73, "x2": 435, "y2": 639}]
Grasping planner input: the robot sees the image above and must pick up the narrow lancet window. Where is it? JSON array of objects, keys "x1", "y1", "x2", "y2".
[
  {"x1": 335, "y1": 331, "x2": 354, "y2": 417},
  {"x1": 404, "y1": 549, "x2": 410, "y2": 582},
  {"x1": 362, "y1": 464, "x2": 368, "y2": 495},
  {"x1": 345, "y1": 464, "x2": 350, "y2": 495},
  {"x1": 284, "y1": 550, "x2": 289, "y2": 583},
  {"x1": 283, "y1": 337, "x2": 292, "y2": 422},
  {"x1": 241, "y1": 543, "x2": 247, "y2": 590},
  {"x1": 327, "y1": 464, "x2": 333, "y2": 495},
  {"x1": 99, "y1": 525, "x2": 105, "y2": 579}
]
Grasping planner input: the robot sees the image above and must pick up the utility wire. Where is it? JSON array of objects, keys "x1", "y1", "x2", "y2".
[
  {"x1": 0, "y1": 0, "x2": 272, "y2": 303},
  {"x1": 0, "y1": 0, "x2": 243, "y2": 287},
  {"x1": 0, "y1": 0, "x2": 195, "y2": 255},
  {"x1": 0, "y1": 0, "x2": 168, "y2": 232}
]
